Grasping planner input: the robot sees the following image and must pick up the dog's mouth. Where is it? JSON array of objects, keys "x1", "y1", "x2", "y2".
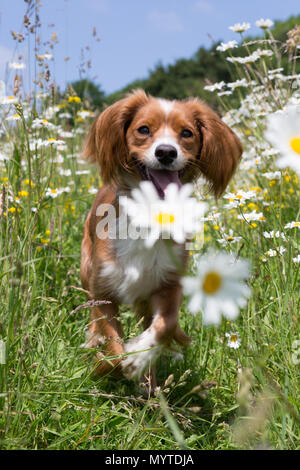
[{"x1": 134, "y1": 160, "x2": 183, "y2": 199}]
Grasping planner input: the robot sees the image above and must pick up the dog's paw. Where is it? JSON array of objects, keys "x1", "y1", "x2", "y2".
[{"x1": 121, "y1": 329, "x2": 163, "y2": 380}]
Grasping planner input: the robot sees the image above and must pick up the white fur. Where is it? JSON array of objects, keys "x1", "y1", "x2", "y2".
[
  {"x1": 158, "y1": 98, "x2": 175, "y2": 116},
  {"x1": 122, "y1": 322, "x2": 162, "y2": 379},
  {"x1": 143, "y1": 126, "x2": 186, "y2": 171},
  {"x1": 99, "y1": 237, "x2": 181, "y2": 304}
]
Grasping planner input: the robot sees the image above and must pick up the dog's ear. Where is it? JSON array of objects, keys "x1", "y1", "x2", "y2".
[
  {"x1": 83, "y1": 89, "x2": 149, "y2": 184},
  {"x1": 187, "y1": 99, "x2": 242, "y2": 197}
]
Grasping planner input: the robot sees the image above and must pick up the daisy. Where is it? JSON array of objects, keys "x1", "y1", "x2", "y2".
[
  {"x1": 224, "y1": 189, "x2": 256, "y2": 207},
  {"x1": 181, "y1": 252, "x2": 251, "y2": 325},
  {"x1": 229, "y1": 22, "x2": 251, "y2": 33},
  {"x1": 255, "y1": 18, "x2": 274, "y2": 29},
  {"x1": 237, "y1": 210, "x2": 266, "y2": 222},
  {"x1": 265, "y1": 247, "x2": 286, "y2": 257},
  {"x1": 0, "y1": 96, "x2": 18, "y2": 105},
  {"x1": 120, "y1": 181, "x2": 207, "y2": 248},
  {"x1": 262, "y1": 171, "x2": 282, "y2": 180},
  {"x1": 284, "y1": 221, "x2": 300, "y2": 229},
  {"x1": 8, "y1": 62, "x2": 26, "y2": 70},
  {"x1": 225, "y1": 331, "x2": 241, "y2": 349},
  {"x1": 204, "y1": 81, "x2": 226, "y2": 92},
  {"x1": 292, "y1": 255, "x2": 300, "y2": 263},
  {"x1": 265, "y1": 105, "x2": 300, "y2": 175},
  {"x1": 31, "y1": 118, "x2": 56, "y2": 130},
  {"x1": 217, "y1": 230, "x2": 242, "y2": 246},
  {"x1": 216, "y1": 40, "x2": 238, "y2": 52}
]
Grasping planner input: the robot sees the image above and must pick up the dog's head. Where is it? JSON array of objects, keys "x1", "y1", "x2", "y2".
[{"x1": 83, "y1": 89, "x2": 242, "y2": 197}]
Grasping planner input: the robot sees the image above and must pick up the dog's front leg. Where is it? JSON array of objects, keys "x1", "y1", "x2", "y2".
[
  {"x1": 84, "y1": 303, "x2": 124, "y2": 376},
  {"x1": 122, "y1": 284, "x2": 187, "y2": 380}
]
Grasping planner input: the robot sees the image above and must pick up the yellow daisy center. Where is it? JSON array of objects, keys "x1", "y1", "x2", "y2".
[
  {"x1": 154, "y1": 212, "x2": 175, "y2": 225},
  {"x1": 230, "y1": 334, "x2": 238, "y2": 342},
  {"x1": 202, "y1": 271, "x2": 222, "y2": 294},
  {"x1": 290, "y1": 137, "x2": 300, "y2": 155}
]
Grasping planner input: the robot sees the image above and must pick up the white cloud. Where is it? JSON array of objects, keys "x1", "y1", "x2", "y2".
[
  {"x1": 148, "y1": 11, "x2": 184, "y2": 33},
  {"x1": 194, "y1": 1, "x2": 215, "y2": 14}
]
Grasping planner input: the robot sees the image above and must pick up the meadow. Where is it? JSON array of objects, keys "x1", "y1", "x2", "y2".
[{"x1": 0, "y1": 13, "x2": 300, "y2": 450}]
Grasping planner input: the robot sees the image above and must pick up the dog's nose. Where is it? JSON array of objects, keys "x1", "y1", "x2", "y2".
[{"x1": 155, "y1": 144, "x2": 177, "y2": 166}]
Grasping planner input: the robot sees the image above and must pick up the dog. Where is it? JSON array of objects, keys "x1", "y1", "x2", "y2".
[{"x1": 80, "y1": 89, "x2": 242, "y2": 388}]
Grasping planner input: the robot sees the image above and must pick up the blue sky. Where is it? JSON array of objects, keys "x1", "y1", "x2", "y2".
[{"x1": 0, "y1": 0, "x2": 299, "y2": 95}]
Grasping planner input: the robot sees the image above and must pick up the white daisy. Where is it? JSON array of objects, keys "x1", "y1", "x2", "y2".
[
  {"x1": 237, "y1": 210, "x2": 266, "y2": 222},
  {"x1": 224, "y1": 189, "x2": 256, "y2": 207},
  {"x1": 204, "y1": 81, "x2": 226, "y2": 92},
  {"x1": 8, "y1": 62, "x2": 26, "y2": 70},
  {"x1": 229, "y1": 22, "x2": 251, "y2": 33},
  {"x1": 216, "y1": 40, "x2": 238, "y2": 52},
  {"x1": 181, "y1": 252, "x2": 251, "y2": 325},
  {"x1": 255, "y1": 18, "x2": 274, "y2": 29},
  {"x1": 265, "y1": 105, "x2": 300, "y2": 175},
  {"x1": 284, "y1": 221, "x2": 300, "y2": 229},
  {"x1": 120, "y1": 181, "x2": 207, "y2": 248},
  {"x1": 217, "y1": 230, "x2": 242, "y2": 246},
  {"x1": 225, "y1": 331, "x2": 241, "y2": 349},
  {"x1": 262, "y1": 171, "x2": 282, "y2": 180},
  {"x1": 292, "y1": 255, "x2": 300, "y2": 263}
]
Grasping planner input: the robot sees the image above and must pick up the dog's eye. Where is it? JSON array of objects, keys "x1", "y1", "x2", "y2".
[
  {"x1": 181, "y1": 129, "x2": 193, "y2": 138},
  {"x1": 137, "y1": 126, "x2": 150, "y2": 135}
]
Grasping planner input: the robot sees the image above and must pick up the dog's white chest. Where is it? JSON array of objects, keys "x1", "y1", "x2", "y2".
[{"x1": 100, "y1": 238, "x2": 179, "y2": 304}]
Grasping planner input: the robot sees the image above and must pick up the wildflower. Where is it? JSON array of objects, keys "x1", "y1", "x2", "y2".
[
  {"x1": 227, "y1": 78, "x2": 248, "y2": 90},
  {"x1": 77, "y1": 110, "x2": 93, "y2": 119},
  {"x1": 24, "y1": 179, "x2": 35, "y2": 187},
  {"x1": 120, "y1": 181, "x2": 207, "y2": 248},
  {"x1": 181, "y1": 252, "x2": 251, "y2": 325},
  {"x1": 224, "y1": 189, "x2": 256, "y2": 207},
  {"x1": 284, "y1": 221, "x2": 300, "y2": 229},
  {"x1": 18, "y1": 190, "x2": 29, "y2": 197},
  {"x1": 217, "y1": 230, "x2": 242, "y2": 246},
  {"x1": 88, "y1": 187, "x2": 98, "y2": 194},
  {"x1": 0, "y1": 96, "x2": 18, "y2": 105},
  {"x1": 8, "y1": 62, "x2": 26, "y2": 69},
  {"x1": 45, "y1": 187, "x2": 71, "y2": 198},
  {"x1": 226, "y1": 331, "x2": 241, "y2": 349},
  {"x1": 68, "y1": 96, "x2": 81, "y2": 103},
  {"x1": 204, "y1": 81, "x2": 226, "y2": 92},
  {"x1": 229, "y1": 22, "x2": 251, "y2": 33},
  {"x1": 255, "y1": 18, "x2": 274, "y2": 29},
  {"x1": 265, "y1": 105, "x2": 300, "y2": 175},
  {"x1": 292, "y1": 255, "x2": 300, "y2": 263},
  {"x1": 31, "y1": 118, "x2": 56, "y2": 130},
  {"x1": 237, "y1": 210, "x2": 266, "y2": 222},
  {"x1": 265, "y1": 247, "x2": 286, "y2": 257},
  {"x1": 58, "y1": 168, "x2": 72, "y2": 176},
  {"x1": 6, "y1": 114, "x2": 21, "y2": 122},
  {"x1": 216, "y1": 40, "x2": 238, "y2": 52},
  {"x1": 263, "y1": 171, "x2": 281, "y2": 180}
]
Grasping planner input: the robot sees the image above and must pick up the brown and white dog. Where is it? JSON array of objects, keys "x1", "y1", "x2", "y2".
[{"x1": 80, "y1": 89, "x2": 242, "y2": 386}]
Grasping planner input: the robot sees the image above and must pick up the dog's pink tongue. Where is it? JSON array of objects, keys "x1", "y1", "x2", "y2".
[{"x1": 148, "y1": 169, "x2": 182, "y2": 198}]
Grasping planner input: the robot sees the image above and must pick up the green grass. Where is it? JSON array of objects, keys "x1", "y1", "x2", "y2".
[{"x1": 1, "y1": 24, "x2": 300, "y2": 450}]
